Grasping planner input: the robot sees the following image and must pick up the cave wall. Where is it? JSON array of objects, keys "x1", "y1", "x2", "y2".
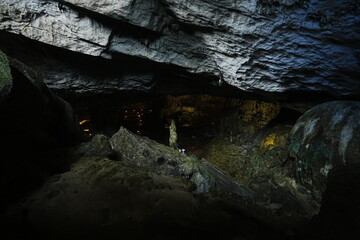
[{"x1": 0, "y1": 51, "x2": 79, "y2": 208}]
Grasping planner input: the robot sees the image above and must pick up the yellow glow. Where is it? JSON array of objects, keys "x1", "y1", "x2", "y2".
[
  {"x1": 79, "y1": 119, "x2": 90, "y2": 125},
  {"x1": 83, "y1": 129, "x2": 90, "y2": 132},
  {"x1": 261, "y1": 133, "x2": 277, "y2": 150},
  {"x1": 182, "y1": 106, "x2": 196, "y2": 112}
]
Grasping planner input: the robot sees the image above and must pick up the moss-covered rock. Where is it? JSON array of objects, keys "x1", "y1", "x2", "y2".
[
  {"x1": 76, "y1": 134, "x2": 114, "y2": 158},
  {"x1": 109, "y1": 126, "x2": 254, "y2": 198},
  {"x1": 5, "y1": 156, "x2": 304, "y2": 240},
  {"x1": 221, "y1": 99, "x2": 281, "y2": 143},
  {"x1": 289, "y1": 101, "x2": 360, "y2": 201},
  {"x1": 202, "y1": 105, "x2": 320, "y2": 217}
]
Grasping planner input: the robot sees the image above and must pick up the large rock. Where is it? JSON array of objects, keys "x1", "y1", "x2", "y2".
[
  {"x1": 0, "y1": 0, "x2": 359, "y2": 101},
  {"x1": 289, "y1": 101, "x2": 360, "y2": 201},
  {"x1": 109, "y1": 126, "x2": 254, "y2": 199},
  {"x1": 0, "y1": 55, "x2": 80, "y2": 207},
  {"x1": 3, "y1": 156, "x2": 300, "y2": 240}
]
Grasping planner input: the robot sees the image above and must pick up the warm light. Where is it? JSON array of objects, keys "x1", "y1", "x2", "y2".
[
  {"x1": 261, "y1": 133, "x2": 276, "y2": 150},
  {"x1": 182, "y1": 106, "x2": 196, "y2": 112},
  {"x1": 79, "y1": 119, "x2": 90, "y2": 125},
  {"x1": 83, "y1": 129, "x2": 90, "y2": 132}
]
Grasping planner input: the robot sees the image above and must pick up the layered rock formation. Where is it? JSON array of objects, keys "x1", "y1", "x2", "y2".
[{"x1": 0, "y1": 0, "x2": 359, "y2": 106}]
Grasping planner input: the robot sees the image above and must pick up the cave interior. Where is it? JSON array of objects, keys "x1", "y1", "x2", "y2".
[{"x1": 1, "y1": 1, "x2": 360, "y2": 239}]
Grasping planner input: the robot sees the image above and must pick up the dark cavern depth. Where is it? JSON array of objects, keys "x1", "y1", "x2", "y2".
[{"x1": 1, "y1": 0, "x2": 360, "y2": 240}]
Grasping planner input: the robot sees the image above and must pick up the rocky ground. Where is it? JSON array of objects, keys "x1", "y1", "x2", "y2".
[{"x1": 3, "y1": 130, "x2": 306, "y2": 240}]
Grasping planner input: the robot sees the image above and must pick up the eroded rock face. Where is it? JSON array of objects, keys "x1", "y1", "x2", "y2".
[
  {"x1": 0, "y1": 0, "x2": 359, "y2": 101},
  {"x1": 289, "y1": 101, "x2": 360, "y2": 201}
]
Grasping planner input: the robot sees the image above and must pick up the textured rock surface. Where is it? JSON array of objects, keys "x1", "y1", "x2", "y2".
[
  {"x1": 4, "y1": 156, "x2": 302, "y2": 239},
  {"x1": 110, "y1": 126, "x2": 254, "y2": 198},
  {"x1": 0, "y1": 50, "x2": 12, "y2": 100},
  {"x1": 76, "y1": 134, "x2": 114, "y2": 158},
  {"x1": 0, "y1": 0, "x2": 359, "y2": 101},
  {"x1": 289, "y1": 101, "x2": 360, "y2": 201}
]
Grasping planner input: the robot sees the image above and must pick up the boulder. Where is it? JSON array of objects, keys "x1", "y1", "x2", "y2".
[
  {"x1": 109, "y1": 126, "x2": 254, "y2": 199},
  {"x1": 289, "y1": 101, "x2": 360, "y2": 201}
]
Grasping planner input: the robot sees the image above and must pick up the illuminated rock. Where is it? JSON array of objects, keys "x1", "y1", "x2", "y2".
[{"x1": 0, "y1": 0, "x2": 359, "y2": 104}]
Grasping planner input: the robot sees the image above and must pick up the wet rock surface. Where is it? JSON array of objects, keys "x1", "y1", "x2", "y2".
[{"x1": 0, "y1": 0, "x2": 359, "y2": 105}]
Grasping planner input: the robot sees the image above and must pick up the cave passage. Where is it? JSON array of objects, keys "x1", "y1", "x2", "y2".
[{"x1": 74, "y1": 94, "x2": 227, "y2": 155}]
